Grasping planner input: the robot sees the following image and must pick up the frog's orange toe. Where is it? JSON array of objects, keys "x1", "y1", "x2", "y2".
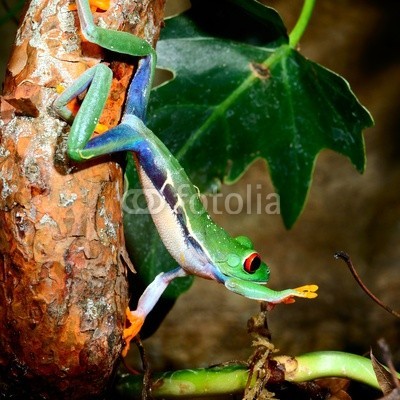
[
  {"x1": 122, "y1": 307, "x2": 145, "y2": 357},
  {"x1": 94, "y1": 123, "x2": 108, "y2": 134}
]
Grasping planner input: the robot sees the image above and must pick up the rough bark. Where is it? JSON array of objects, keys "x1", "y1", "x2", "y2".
[{"x1": 0, "y1": 0, "x2": 164, "y2": 398}]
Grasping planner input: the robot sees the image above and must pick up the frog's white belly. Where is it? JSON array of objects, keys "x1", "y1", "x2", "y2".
[{"x1": 137, "y1": 166, "x2": 206, "y2": 273}]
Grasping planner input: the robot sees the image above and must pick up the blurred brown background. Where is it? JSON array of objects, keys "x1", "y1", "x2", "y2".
[{"x1": 2, "y1": 0, "x2": 399, "y2": 373}]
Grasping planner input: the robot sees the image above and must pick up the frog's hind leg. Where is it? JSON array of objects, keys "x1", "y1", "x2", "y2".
[{"x1": 122, "y1": 267, "x2": 188, "y2": 356}]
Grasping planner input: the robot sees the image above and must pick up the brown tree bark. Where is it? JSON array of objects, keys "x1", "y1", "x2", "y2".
[{"x1": 0, "y1": 0, "x2": 164, "y2": 398}]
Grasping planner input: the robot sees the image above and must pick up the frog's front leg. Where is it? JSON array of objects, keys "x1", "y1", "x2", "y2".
[
  {"x1": 122, "y1": 267, "x2": 188, "y2": 357},
  {"x1": 53, "y1": 63, "x2": 113, "y2": 160},
  {"x1": 224, "y1": 278, "x2": 318, "y2": 304},
  {"x1": 53, "y1": 0, "x2": 156, "y2": 160}
]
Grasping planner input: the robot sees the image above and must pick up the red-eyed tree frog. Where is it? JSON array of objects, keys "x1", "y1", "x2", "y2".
[{"x1": 53, "y1": 0, "x2": 318, "y2": 357}]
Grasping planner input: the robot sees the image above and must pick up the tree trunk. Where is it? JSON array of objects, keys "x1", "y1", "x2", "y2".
[{"x1": 0, "y1": 0, "x2": 164, "y2": 397}]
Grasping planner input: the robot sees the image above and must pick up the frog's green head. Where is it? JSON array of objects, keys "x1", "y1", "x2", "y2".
[
  {"x1": 215, "y1": 235, "x2": 270, "y2": 283},
  {"x1": 212, "y1": 236, "x2": 318, "y2": 303}
]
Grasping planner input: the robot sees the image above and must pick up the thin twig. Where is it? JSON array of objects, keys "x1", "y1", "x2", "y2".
[
  {"x1": 134, "y1": 336, "x2": 152, "y2": 399},
  {"x1": 334, "y1": 251, "x2": 400, "y2": 319}
]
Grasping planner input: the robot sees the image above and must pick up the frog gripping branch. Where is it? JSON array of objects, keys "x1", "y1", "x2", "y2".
[{"x1": 54, "y1": 0, "x2": 318, "y2": 357}]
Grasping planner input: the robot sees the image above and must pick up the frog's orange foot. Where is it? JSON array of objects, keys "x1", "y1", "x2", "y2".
[
  {"x1": 294, "y1": 284, "x2": 319, "y2": 299},
  {"x1": 122, "y1": 307, "x2": 145, "y2": 357},
  {"x1": 69, "y1": 0, "x2": 110, "y2": 12},
  {"x1": 281, "y1": 284, "x2": 318, "y2": 304},
  {"x1": 89, "y1": 0, "x2": 110, "y2": 11}
]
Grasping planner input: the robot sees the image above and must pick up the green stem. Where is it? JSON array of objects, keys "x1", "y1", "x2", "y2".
[
  {"x1": 278, "y1": 351, "x2": 384, "y2": 389},
  {"x1": 289, "y1": 0, "x2": 316, "y2": 48},
  {"x1": 116, "y1": 365, "x2": 249, "y2": 398},
  {"x1": 116, "y1": 351, "x2": 399, "y2": 397}
]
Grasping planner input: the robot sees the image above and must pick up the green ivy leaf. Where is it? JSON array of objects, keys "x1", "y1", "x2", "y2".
[{"x1": 148, "y1": 1, "x2": 372, "y2": 227}]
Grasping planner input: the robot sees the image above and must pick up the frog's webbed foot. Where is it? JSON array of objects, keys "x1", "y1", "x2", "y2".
[
  {"x1": 121, "y1": 267, "x2": 188, "y2": 357},
  {"x1": 122, "y1": 307, "x2": 145, "y2": 357},
  {"x1": 280, "y1": 284, "x2": 319, "y2": 304}
]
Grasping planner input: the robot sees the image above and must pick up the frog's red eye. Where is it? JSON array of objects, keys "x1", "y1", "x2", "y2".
[{"x1": 244, "y1": 253, "x2": 261, "y2": 274}]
